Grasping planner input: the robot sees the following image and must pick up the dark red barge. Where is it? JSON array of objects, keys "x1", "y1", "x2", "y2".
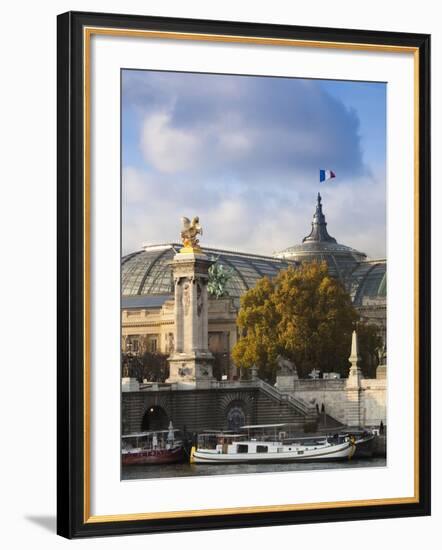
[{"x1": 122, "y1": 427, "x2": 184, "y2": 466}]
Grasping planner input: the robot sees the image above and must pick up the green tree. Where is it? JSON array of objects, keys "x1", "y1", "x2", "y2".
[
  {"x1": 139, "y1": 351, "x2": 169, "y2": 382},
  {"x1": 232, "y1": 261, "x2": 361, "y2": 381},
  {"x1": 355, "y1": 321, "x2": 383, "y2": 378}
]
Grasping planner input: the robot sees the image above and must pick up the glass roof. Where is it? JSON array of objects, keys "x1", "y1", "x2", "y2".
[
  {"x1": 122, "y1": 244, "x2": 297, "y2": 299},
  {"x1": 348, "y1": 260, "x2": 387, "y2": 306},
  {"x1": 121, "y1": 244, "x2": 386, "y2": 308},
  {"x1": 122, "y1": 191, "x2": 385, "y2": 308},
  {"x1": 275, "y1": 244, "x2": 366, "y2": 280}
]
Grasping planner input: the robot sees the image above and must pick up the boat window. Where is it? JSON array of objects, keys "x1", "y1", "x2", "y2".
[
  {"x1": 298, "y1": 450, "x2": 304, "y2": 455},
  {"x1": 198, "y1": 434, "x2": 218, "y2": 449},
  {"x1": 237, "y1": 444, "x2": 248, "y2": 454},
  {"x1": 256, "y1": 445, "x2": 268, "y2": 453}
]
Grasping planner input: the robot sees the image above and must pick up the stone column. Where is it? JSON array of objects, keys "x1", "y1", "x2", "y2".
[
  {"x1": 376, "y1": 344, "x2": 387, "y2": 380},
  {"x1": 345, "y1": 330, "x2": 363, "y2": 426},
  {"x1": 174, "y1": 278, "x2": 183, "y2": 353},
  {"x1": 201, "y1": 282, "x2": 209, "y2": 350},
  {"x1": 166, "y1": 250, "x2": 214, "y2": 389},
  {"x1": 229, "y1": 328, "x2": 238, "y2": 380}
]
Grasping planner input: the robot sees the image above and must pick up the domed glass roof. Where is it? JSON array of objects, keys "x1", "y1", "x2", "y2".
[
  {"x1": 122, "y1": 244, "x2": 298, "y2": 298},
  {"x1": 122, "y1": 195, "x2": 386, "y2": 311},
  {"x1": 274, "y1": 193, "x2": 366, "y2": 279},
  {"x1": 349, "y1": 260, "x2": 387, "y2": 306}
]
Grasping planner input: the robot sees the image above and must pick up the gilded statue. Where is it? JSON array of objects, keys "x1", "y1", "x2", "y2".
[{"x1": 180, "y1": 216, "x2": 203, "y2": 251}]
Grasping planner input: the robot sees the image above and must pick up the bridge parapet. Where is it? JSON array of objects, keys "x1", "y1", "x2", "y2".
[
  {"x1": 139, "y1": 378, "x2": 315, "y2": 417},
  {"x1": 122, "y1": 381, "x2": 318, "y2": 435}
]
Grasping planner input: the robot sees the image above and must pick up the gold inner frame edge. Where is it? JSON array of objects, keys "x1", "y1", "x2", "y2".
[{"x1": 82, "y1": 26, "x2": 420, "y2": 524}]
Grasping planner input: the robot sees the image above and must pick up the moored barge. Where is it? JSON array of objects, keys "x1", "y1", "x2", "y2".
[
  {"x1": 122, "y1": 424, "x2": 184, "y2": 465},
  {"x1": 190, "y1": 424, "x2": 356, "y2": 464}
]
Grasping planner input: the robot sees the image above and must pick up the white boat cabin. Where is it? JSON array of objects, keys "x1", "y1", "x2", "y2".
[{"x1": 197, "y1": 428, "x2": 333, "y2": 457}]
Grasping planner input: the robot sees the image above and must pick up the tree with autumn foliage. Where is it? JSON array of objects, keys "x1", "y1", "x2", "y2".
[{"x1": 232, "y1": 261, "x2": 381, "y2": 381}]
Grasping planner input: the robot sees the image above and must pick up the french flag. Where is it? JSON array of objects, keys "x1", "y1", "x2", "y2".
[{"x1": 319, "y1": 169, "x2": 336, "y2": 182}]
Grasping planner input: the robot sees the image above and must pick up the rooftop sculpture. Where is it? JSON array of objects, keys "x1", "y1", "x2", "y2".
[{"x1": 180, "y1": 216, "x2": 203, "y2": 252}]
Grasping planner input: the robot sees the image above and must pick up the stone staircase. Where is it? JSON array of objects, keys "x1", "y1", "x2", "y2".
[
  {"x1": 317, "y1": 412, "x2": 344, "y2": 430},
  {"x1": 253, "y1": 379, "x2": 318, "y2": 424}
]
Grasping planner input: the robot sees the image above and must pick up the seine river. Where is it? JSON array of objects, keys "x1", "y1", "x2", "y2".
[{"x1": 122, "y1": 457, "x2": 386, "y2": 480}]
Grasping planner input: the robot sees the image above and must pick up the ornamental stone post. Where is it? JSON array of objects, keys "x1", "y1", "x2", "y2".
[
  {"x1": 345, "y1": 330, "x2": 363, "y2": 426},
  {"x1": 166, "y1": 217, "x2": 214, "y2": 389}
]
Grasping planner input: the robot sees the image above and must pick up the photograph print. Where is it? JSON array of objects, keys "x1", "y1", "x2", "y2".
[{"x1": 120, "y1": 69, "x2": 387, "y2": 480}]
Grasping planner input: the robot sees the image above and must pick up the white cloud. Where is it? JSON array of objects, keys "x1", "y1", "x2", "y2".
[
  {"x1": 141, "y1": 112, "x2": 201, "y2": 173},
  {"x1": 122, "y1": 71, "x2": 386, "y2": 258},
  {"x1": 122, "y1": 167, "x2": 385, "y2": 259}
]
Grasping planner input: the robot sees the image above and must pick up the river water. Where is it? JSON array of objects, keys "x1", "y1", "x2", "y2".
[{"x1": 122, "y1": 457, "x2": 386, "y2": 481}]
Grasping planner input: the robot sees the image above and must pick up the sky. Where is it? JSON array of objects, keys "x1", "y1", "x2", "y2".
[{"x1": 121, "y1": 70, "x2": 386, "y2": 259}]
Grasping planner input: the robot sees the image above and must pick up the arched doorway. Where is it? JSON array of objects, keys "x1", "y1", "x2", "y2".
[
  {"x1": 141, "y1": 406, "x2": 169, "y2": 431},
  {"x1": 226, "y1": 401, "x2": 246, "y2": 430}
]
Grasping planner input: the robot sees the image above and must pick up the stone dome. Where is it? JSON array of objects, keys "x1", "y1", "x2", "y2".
[{"x1": 274, "y1": 193, "x2": 366, "y2": 280}]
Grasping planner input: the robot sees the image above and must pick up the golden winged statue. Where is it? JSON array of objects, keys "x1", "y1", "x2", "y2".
[{"x1": 180, "y1": 216, "x2": 203, "y2": 252}]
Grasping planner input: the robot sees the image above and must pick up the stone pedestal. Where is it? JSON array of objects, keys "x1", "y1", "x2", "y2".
[
  {"x1": 376, "y1": 364, "x2": 387, "y2": 379},
  {"x1": 166, "y1": 250, "x2": 214, "y2": 389},
  {"x1": 275, "y1": 374, "x2": 297, "y2": 392},
  {"x1": 121, "y1": 377, "x2": 140, "y2": 392},
  {"x1": 275, "y1": 356, "x2": 298, "y2": 392}
]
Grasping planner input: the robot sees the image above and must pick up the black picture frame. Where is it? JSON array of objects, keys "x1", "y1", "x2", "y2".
[{"x1": 57, "y1": 10, "x2": 431, "y2": 538}]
